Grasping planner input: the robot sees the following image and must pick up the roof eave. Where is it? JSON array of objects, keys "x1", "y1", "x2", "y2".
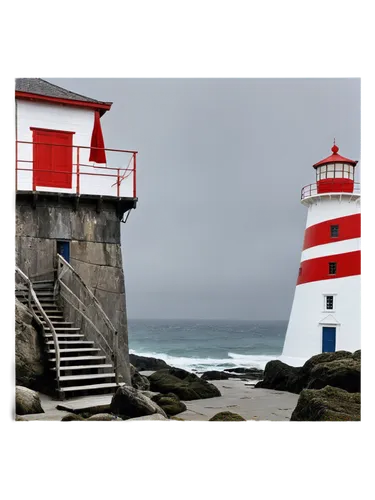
[{"x1": 15, "y1": 91, "x2": 112, "y2": 116}]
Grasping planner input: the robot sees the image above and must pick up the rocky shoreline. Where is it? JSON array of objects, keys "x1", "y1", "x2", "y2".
[{"x1": 15, "y1": 317, "x2": 361, "y2": 421}]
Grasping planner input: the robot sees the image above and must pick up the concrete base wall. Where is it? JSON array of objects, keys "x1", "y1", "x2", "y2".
[{"x1": 16, "y1": 194, "x2": 131, "y2": 385}]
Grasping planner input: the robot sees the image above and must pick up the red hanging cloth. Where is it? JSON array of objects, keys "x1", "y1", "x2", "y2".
[{"x1": 89, "y1": 110, "x2": 107, "y2": 163}]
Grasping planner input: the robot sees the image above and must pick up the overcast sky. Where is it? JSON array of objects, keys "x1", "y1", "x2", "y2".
[{"x1": 49, "y1": 78, "x2": 360, "y2": 321}]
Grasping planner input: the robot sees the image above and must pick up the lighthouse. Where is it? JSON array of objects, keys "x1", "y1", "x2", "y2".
[{"x1": 281, "y1": 142, "x2": 361, "y2": 367}]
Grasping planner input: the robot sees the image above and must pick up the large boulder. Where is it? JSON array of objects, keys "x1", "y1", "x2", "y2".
[
  {"x1": 151, "y1": 393, "x2": 187, "y2": 416},
  {"x1": 16, "y1": 386, "x2": 44, "y2": 415},
  {"x1": 61, "y1": 413, "x2": 85, "y2": 421},
  {"x1": 209, "y1": 411, "x2": 246, "y2": 421},
  {"x1": 307, "y1": 358, "x2": 360, "y2": 393},
  {"x1": 87, "y1": 413, "x2": 122, "y2": 421},
  {"x1": 110, "y1": 385, "x2": 167, "y2": 419},
  {"x1": 130, "y1": 364, "x2": 150, "y2": 391},
  {"x1": 129, "y1": 354, "x2": 171, "y2": 371},
  {"x1": 255, "y1": 350, "x2": 360, "y2": 394},
  {"x1": 148, "y1": 368, "x2": 221, "y2": 400},
  {"x1": 15, "y1": 299, "x2": 45, "y2": 388},
  {"x1": 126, "y1": 414, "x2": 168, "y2": 421},
  {"x1": 254, "y1": 360, "x2": 302, "y2": 393},
  {"x1": 290, "y1": 386, "x2": 360, "y2": 421},
  {"x1": 201, "y1": 371, "x2": 231, "y2": 381}
]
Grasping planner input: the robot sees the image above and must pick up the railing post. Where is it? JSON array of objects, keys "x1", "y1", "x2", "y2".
[
  {"x1": 117, "y1": 169, "x2": 120, "y2": 197},
  {"x1": 114, "y1": 330, "x2": 119, "y2": 384},
  {"x1": 133, "y1": 152, "x2": 137, "y2": 198},
  {"x1": 76, "y1": 146, "x2": 80, "y2": 195},
  {"x1": 27, "y1": 283, "x2": 31, "y2": 309}
]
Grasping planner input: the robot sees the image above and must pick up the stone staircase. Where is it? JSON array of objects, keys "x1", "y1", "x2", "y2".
[{"x1": 16, "y1": 279, "x2": 120, "y2": 400}]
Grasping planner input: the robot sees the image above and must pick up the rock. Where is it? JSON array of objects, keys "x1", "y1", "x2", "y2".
[
  {"x1": 15, "y1": 415, "x2": 28, "y2": 421},
  {"x1": 15, "y1": 386, "x2": 44, "y2": 415},
  {"x1": 130, "y1": 364, "x2": 150, "y2": 391},
  {"x1": 209, "y1": 411, "x2": 246, "y2": 421},
  {"x1": 140, "y1": 390, "x2": 159, "y2": 399},
  {"x1": 125, "y1": 414, "x2": 169, "y2": 421},
  {"x1": 151, "y1": 393, "x2": 187, "y2": 416},
  {"x1": 61, "y1": 413, "x2": 85, "y2": 421},
  {"x1": 255, "y1": 350, "x2": 359, "y2": 394},
  {"x1": 254, "y1": 360, "x2": 302, "y2": 393},
  {"x1": 110, "y1": 385, "x2": 167, "y2": 419},
  {"x1": 290, "y1": 386, "x2": 360, "y2": 421},
  {"x1": 15, "y1": 299, "x2": 45, "y2": 389},
  {"x1": 201, "y1": 368, "x2": 264, "y2": 381},
  {"x1": 129, "y1": 354, "x2": 171, "y2": 371},
  {"x1": 87, "y1": 413, "x2": 121, "y2": 421},
  {"x1": 201, "y1": 371, "x2": 231, "y2": 381},
  {"x1": 148, "y1": 368, "x2": 221, "y2": 400},
  {"x1": 224, "y1": 367, "x2": 264, "y2": 379},
  {"x1": 353, "y1": 350, "x2": 361, "y2": 361},
  {"x1": 307, "y1": 359, "x2": 360, "y2": 393}
]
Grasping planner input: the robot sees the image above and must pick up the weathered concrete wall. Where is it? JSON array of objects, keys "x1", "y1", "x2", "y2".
[{"x1": 16, "y1": 195, "x2": 131, "y2": 385}]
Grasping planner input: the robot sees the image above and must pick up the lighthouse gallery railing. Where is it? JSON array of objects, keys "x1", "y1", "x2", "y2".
[
  {"x1": 15, "y1": 267, "x2": 61, "y2": 390},
  {"x1": 55, "y1": 254, "x2": 119, "y2": 384},
  {"x1": 301, "y1": 182, "x2": 360, "y2": 200}
]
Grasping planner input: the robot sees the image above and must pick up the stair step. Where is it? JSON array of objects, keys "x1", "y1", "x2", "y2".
[
  {"x1": 52, "y1": 364, "x2": 113, "y2": 371},
  {"x1": 46, "y1": 340, "x2": 94, "y2": 345},
  {"x1": 42, "y1": 322, "x2": 74, "y2": 328},
  {"x1": 35, "y1": 290, "x2": 55, "y2": 295},
  {"x1": 59, "y1": 382, "x2": 119, "y2": 393},
  {"x1": 45, "y1": 334, "x2": 84, "y2": 339},
  {"x1": 48, "y1": 348, "x2": 100, "y2": 354},
  {"x1": 44, "y1": 327, "x2": 81, "y2": 332},
  {"x1": 37, "y1": 314, "x2": 64, "y2": 319},
  {"x1": 50, "y1": 356, "x2": 107, "y2": 363},
  {"x1": 59, "y1": 373, "x2": 116, "y2": 382}
]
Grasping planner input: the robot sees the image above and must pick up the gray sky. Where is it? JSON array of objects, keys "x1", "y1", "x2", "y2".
[{"x1": 49, "y1": 78, "x2": 360, "y2": 320}]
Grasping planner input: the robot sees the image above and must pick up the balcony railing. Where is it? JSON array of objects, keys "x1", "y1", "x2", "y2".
[
  {"x1": 16, "y1": 140, "x2": 137, "y2": 198},
  {"x1": 301, "y1": 181, "x2": 360, "y2": 200}
]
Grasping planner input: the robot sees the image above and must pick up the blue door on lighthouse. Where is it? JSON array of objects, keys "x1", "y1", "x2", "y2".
[
  {"x1": 57, "y1": 240, "x2": 70, "y2": 263},
  {"x1": 322, "y1": 327, "x2": 336, "y2": 353}
]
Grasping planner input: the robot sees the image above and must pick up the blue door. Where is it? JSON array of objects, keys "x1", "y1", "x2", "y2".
[
  {"x1": 322, "y1": 327, "x2": 336, "y2": 353},
  {"x1": 57, "y1": 240, "x2": 70, "y2": 263}
]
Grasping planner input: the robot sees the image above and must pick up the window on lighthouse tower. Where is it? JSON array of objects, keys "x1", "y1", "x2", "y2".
[
  {"x1": 330, "y1": 225, "x2": 339, "y2": 238},
  {"x1": 329, "y1": 262, "x2": 337, "y2": 275}
]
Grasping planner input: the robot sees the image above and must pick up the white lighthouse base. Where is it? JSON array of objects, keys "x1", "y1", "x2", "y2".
[{"x1": 281, "y1": 275, "x2": 361, "y2": 367}]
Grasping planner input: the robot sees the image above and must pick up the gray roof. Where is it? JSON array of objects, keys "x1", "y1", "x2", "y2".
[{"x1": 15, "y1": 78, "x2": 112, "y2": 106}]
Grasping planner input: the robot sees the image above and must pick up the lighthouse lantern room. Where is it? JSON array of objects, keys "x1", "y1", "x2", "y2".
[{"x1": 281, "y1": 143, "x2": 361, "y2": 367}]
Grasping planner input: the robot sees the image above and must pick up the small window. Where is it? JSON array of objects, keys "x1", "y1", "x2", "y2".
[
  {"x1": 326, "y1": 295, "x2": 334, "y2": 310},
  {"x1": 330, "y1": 225, "x2": 339, "y2": 238},
  {"x1": 329, "y1": 262, "x2": 337, "y2": 275},
  {"x1": 299, "y1": 266, "x2": 302, "y2": 276}
]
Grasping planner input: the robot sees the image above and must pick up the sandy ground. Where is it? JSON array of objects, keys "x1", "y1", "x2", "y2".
[
  {"x1": 18, "y1": 379, "x2": 298, "y2": 421},
  {"x1": 177, "y1": 380, "x2": 299, "y2": 421}
]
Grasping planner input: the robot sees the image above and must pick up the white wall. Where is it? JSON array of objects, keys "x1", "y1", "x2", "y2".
[
  {"x1": 303, "y1": 195, "x2": 360, "y2": 227},
  {"x1": 16, "y1": 99, "x2": 135, "y2": 198},
  {"x1": 281, "y1": 275, "x2": 361, "y2": 366}
]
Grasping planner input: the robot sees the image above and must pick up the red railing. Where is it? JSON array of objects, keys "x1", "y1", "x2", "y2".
[
  {"x1": 15, "y1": 140, "x2": 138, "y2": 198},
  {"x1": 301, "y1": 181, "x2": 360, "y2": 200}
]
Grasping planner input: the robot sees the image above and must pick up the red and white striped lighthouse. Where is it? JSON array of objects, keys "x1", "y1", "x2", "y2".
[{"x1": 281, "y1": 142, "x2": 361, "y2": 366}]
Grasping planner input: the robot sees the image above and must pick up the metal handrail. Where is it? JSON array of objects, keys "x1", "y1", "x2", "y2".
[
  {"x1": 15, "y1": 140, "x2": 138, "y2": 198},
  {"x1": 56, "y1": 254, "x2": 119, "y2": 383},
  {"x1": 15, "y1": 266, "x2": 61, "y2": 390},
  {"x1": 301, "y1": 181, "x2": 361, "y2": 200}
]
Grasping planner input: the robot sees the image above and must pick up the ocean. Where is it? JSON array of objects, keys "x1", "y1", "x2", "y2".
[{"x1": 128, "y1": 319, "x2": 287, "y2": 372}]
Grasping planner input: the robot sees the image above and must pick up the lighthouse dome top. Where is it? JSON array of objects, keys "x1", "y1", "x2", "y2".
[{"x1": 313, "y1": 142, "x2": 358, "y2": 169}]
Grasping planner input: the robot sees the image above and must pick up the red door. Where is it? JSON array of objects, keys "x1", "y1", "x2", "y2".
[{"x1": 32, "y1": 128, "x2": 74, "y2": 190}]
